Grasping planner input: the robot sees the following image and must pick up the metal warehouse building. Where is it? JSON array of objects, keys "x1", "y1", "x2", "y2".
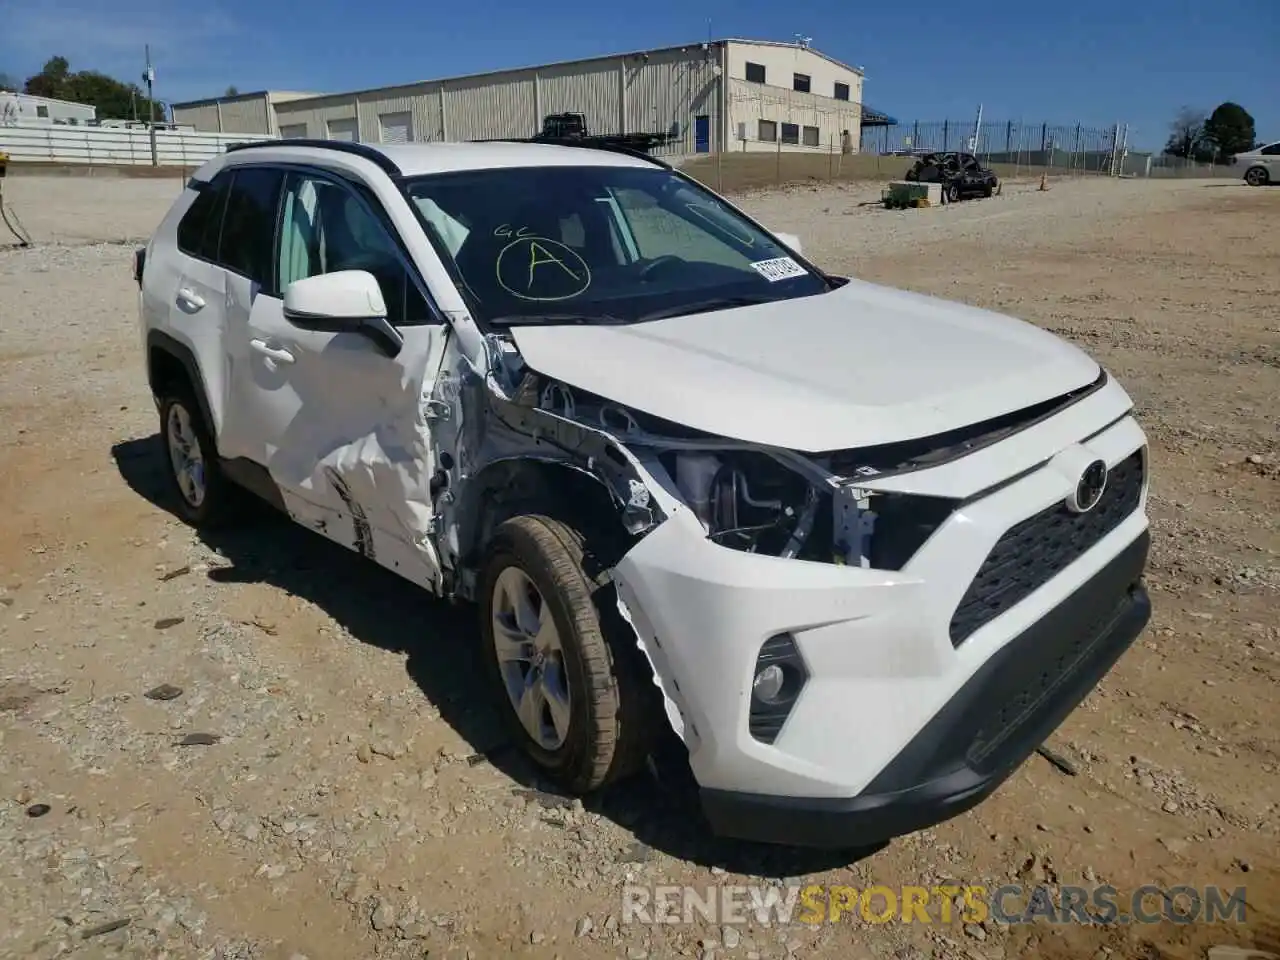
[{"x1": 171, "y1": 38, "x2": 868, "y2": 156}]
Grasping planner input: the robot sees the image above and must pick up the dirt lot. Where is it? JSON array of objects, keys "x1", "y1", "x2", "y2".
[{"x1": 1, "y1": 173, "x2": 1277, "y2": 960}]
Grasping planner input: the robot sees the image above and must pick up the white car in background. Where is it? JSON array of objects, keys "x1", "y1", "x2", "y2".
[
  {"x1": 1237, "y1": 140, "x2": 1279, "y2": 185},
  {"x1": 133, "y1": 137, "x2": 1152, "y2": 848}
]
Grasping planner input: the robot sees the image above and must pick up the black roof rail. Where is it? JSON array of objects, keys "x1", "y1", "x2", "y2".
[
  {"x1": 223, "y1": 138, "x2": 402, "y2": 177},
  {"x1": 471, "y1": 136, "x2": 672, "y2": 170}
]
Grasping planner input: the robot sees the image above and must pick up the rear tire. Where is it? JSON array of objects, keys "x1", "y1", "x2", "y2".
[
  {"x1": 156, "y1": 388, "x2": 245, "y2": 528},
  {"x1": 478, "y1": 514, "x2": 652, "y2": 794},
  {"x1": 1244, "y1": 166, "x2": 1269, "y2": 186}
]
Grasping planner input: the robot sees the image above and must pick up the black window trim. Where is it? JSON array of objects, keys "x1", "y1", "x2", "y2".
[
  {"x1": 212, "y1": 165, "x2": 288, "y2": 296},
  {"x1": 182, "y1": 160, "x2": 447, "y2": 329},
  {"x1": 177, "y1": 170, "x2": 233, "y2": 270}
]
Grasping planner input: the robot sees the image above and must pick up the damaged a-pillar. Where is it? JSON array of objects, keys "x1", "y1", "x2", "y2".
[{"x1": 428, "y1": 350, "x2": 671, "y2": 602}]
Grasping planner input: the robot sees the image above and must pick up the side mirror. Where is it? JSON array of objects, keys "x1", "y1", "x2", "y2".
[
  {"x1": 282, "y1": 270, "x2": 404, "y2": 358},
  {"x1": 774, "y1": 232, "x2": 803, "y2": 255}
]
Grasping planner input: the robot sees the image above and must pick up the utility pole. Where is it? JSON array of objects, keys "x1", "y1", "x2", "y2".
[{"x1": 143, "y1": 45, "x2": 157, "y2": 166}]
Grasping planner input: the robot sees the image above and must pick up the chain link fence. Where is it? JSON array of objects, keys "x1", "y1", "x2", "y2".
[{"x1": 860, "y1": 119, "x2": 1128, "y2": 176}]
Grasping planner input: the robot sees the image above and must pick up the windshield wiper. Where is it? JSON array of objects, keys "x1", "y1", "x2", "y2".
[
  {"x1": 634, "y1": 295, "x2": 777, "y2": 323},
  {"x1": 486, "y1": 313, "x2": 633, "y2": 327}
]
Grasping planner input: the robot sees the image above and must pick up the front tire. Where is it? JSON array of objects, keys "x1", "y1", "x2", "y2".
[
  {"x1": 1244, "y1": 166, "x2": 1269, "y2": 186},
  {"x1": 157, "y1": 389, "x2": 244, "y2": 527},
  {"x1": 478, "y1": 514, "x2": 651, "y2": 793},
  {"x1": 946, "y1": 183, "x2": 961, "y2": 203}
]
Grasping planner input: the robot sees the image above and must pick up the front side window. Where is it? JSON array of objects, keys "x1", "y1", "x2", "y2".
[
  {"x1": 277, "y1": 172, "x2": 430, "y2": 324},
  {"x1": 401, "y1": 165, "x2": 829, "y2": 327},
  {"x1": 219, "y1": 167, "x2": 284, "y2": 288},
  {"x1": 1260, "y1": 142, "x2": 1280, "y2": 156}
]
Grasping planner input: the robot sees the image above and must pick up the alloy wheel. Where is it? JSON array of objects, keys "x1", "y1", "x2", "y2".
[{"x1": 490, "y1": 565, "x2": 572, "y2": 750}]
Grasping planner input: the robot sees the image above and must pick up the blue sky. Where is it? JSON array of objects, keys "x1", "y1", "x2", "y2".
[{"x1": 1, "y1": 0, "x2": 1275, "y2": 151}]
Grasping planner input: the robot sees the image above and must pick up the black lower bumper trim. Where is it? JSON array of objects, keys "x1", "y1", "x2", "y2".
[{"x1": 701, "y1": 529, "x2": 1151, "y2": 849}]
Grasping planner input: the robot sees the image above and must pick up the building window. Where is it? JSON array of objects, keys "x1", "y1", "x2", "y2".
[
  {"x1": 834, "y1": 82, "x2": 850, "y2": 101},
  {"x1": 745, "y1": 61, "x2": 766, "y2": 83},
  {"x1": 793, "y1": 73, "x2": 810, "y2": 93},
  {"x1": 36, "y1": 105, "x2": 49, "y2": 118},
  {"x1": 781, "y1": 123, "x2": 799, "y2": 145},
  {"x1": 278, "y1": 123, "x2": 307, "y2": 139},
  {"x1": 758, "y1": 119, "x2": 777, "y2": 143},
  {"x1": 802, "y1": 125, "x2": 820, "y2": 147}
]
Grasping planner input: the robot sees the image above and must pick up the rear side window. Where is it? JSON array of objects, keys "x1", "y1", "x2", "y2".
[
  {"x1": 176, "y1": 173, "x2": 230, "y2": 261},
  {"x1": 219, "y1": 167, "x2": 284, "y2": 289}
]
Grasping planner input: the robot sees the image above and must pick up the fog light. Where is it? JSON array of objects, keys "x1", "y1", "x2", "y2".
[
  {"x1": 749, "y1": 633, "x2": 809, "y2": 744},
  {"x1": 753, "y1": 664, "x2": 786, "y2": 703}
]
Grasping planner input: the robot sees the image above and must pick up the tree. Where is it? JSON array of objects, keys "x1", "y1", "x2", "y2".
[
  {"x1": 225, "y1": 85, "x2": 239, "y2": 97},
  {"x1": 1163, "y1": 106, "x2": 1207, "y2": 159},
  {"x1": 23, "y1": 56, "x2": 70, "y2": 99},
  {"x1": 1203, "y1": 102, "x2": 1256, "y2": 159},
  {"x1": 0, "y1": 71, "x2": 16, "y2": 92},
  {"x1": 22, "y1": 55, "x2": 164, "y2": 121}
]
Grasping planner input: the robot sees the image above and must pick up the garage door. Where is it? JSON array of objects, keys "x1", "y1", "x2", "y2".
[
  {"x1": 326, "y1": 118, "x2": 358, "y2": 141},
  {"x1": 379, "y1": 111, "x2": 412, "y2": 144},
  {"x1": 278, "y1": 123, "x2": 307, "y2": 139}
]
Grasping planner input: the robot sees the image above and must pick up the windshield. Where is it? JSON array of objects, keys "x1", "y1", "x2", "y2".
[{"x1": 401, "y1": 165, "x2": 830, "y2": 326}]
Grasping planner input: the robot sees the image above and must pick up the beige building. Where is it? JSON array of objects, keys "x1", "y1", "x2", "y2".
[{"x1": 171, "y1": 39, "x2": 867, "y2": 157}]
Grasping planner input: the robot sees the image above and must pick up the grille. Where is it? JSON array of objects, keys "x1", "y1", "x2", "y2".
[{"x1": 949, "y1": 449, "x2": 1145, "y2": 647}]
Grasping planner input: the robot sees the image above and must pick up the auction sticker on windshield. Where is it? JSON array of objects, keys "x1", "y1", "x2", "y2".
[{"x1": 750, "y1": 257, "x2": 807, "y2": 282}]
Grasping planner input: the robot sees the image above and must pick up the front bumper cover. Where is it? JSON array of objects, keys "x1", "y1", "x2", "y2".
[{"x1": 700, "y1": 529, "x2": 1151, "y2": 848}]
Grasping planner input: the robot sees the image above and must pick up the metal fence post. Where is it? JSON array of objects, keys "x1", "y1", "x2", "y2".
[{"x1": 942, "y1": 119, "x2": 949, "y2": 151}]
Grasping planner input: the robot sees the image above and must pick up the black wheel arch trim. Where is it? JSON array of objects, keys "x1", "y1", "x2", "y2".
[
  {"x1": 147, "y1": 330, "x2": 217, "y2": 443},
  {"x1": 146, "y1": 330, "x2": 288, "y2": 514}
]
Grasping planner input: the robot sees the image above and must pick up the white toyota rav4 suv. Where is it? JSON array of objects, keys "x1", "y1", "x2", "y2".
[{"x1": 134, "y1": 138, "x2": 1152, "y2": 848}]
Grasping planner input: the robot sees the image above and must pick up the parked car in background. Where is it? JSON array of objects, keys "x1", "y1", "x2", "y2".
[
  {"x1": 1234, "y1": 141, "x2": 1280, "y2": 186},
  {"x1": 904, "y1": 151, "x2": 1001, "y2": 202}
]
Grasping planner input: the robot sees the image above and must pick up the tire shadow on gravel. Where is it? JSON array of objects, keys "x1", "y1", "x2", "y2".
[{"x1": 112, "y1": 434, "x2": 879, "y2": 876}]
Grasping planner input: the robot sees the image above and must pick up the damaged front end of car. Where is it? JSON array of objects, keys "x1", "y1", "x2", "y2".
[{"x1": 421, "y1": 329, "x2": 977, "y2": 746}]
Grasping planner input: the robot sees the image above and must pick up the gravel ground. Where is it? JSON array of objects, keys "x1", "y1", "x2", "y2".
[{"x1": 1, "y1": 172, "x2": 1277, "y2": 960}]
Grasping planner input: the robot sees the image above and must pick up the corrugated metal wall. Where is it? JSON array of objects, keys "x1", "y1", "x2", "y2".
[
  {"x1": 274, "y1": 94, "x2": 358, "y2": 141},
  {"x1": 172, "y1": 95, "x2": 272, "y2": 134},
  {"x1": 220, "y1": 97, "x2": 272, "y2": 135},
  {"x1": 173, "y1": 45, "x2": 725, "y2": 151},
  {"x1": 443, "y1": 74, "x2": 536, "y2": 140},
  {"x1": 356, "y1": 84, "x2": 444, "y2": 142},
  {"x1": 537, "y1": 62, "x2": 620, "y2": 135},
  {"x1": 172, "y1": 103, "x2": 221, "y2": 132},
  {"x1": 623, "y1": 46, "x2": 723, "y2": 155}
]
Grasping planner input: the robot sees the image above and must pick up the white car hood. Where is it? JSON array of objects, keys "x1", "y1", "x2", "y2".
[{"x1": 507, "y1": 278, "x2": 1101, "y2": 452}]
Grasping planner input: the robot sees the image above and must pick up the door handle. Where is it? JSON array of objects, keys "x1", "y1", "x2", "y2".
[
  {"x1": 176, "y1": 287, "x2": 205, "y2": 310},
  {"x1": 250, "y1": 339, "x2": 295, "y2": 365}
]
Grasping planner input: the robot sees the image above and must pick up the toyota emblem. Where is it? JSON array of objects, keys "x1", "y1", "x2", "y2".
[{"x1": 1067, "y1": 459, "x2": 1108, "y2": 513}]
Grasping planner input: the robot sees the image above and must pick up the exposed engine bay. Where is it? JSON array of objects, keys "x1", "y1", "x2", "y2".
[{"x1": 531, "y1": 372, "x2": 898, "y2": 570}]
